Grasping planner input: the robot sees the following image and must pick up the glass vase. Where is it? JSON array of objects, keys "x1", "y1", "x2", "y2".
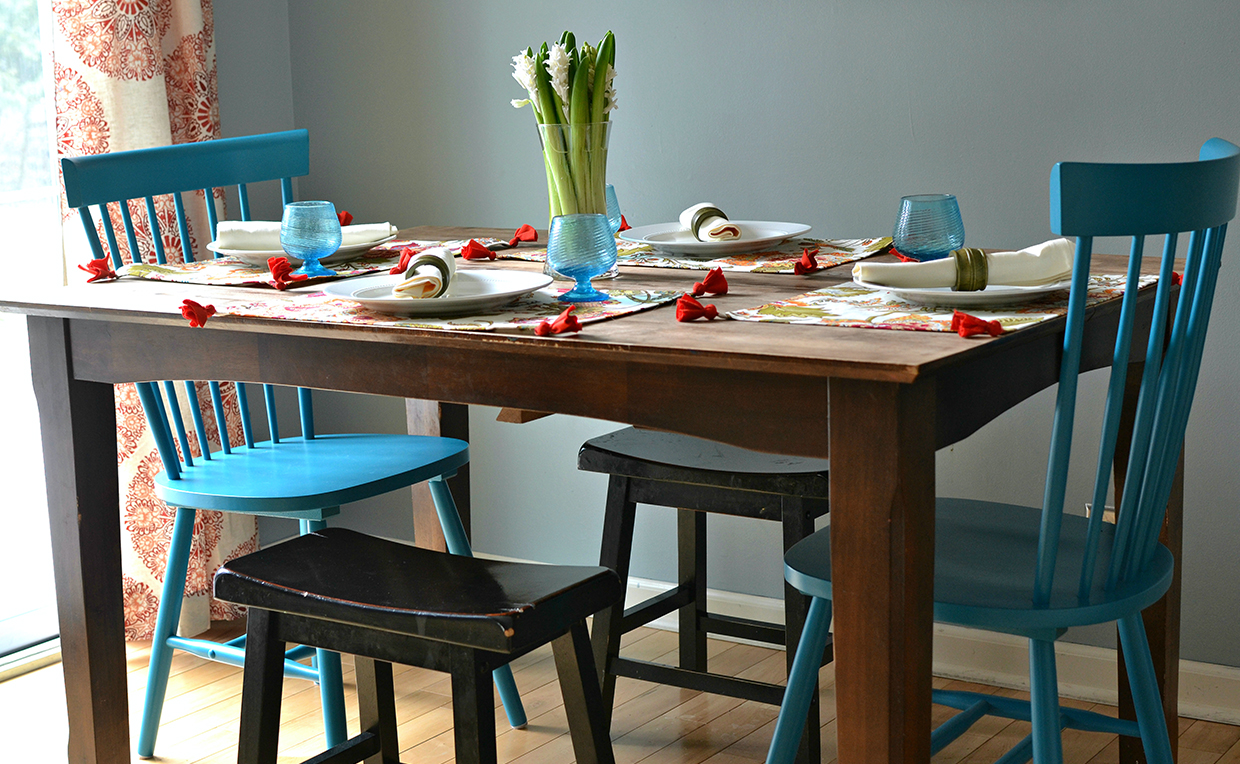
[{"x1": 538, "y1": 122, "x2": 612, "y2": 222}]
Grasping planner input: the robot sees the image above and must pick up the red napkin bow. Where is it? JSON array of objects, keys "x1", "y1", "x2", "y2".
[
  {"x1": 676, "y1": 294, "x2": 719, "y2": 322},
  {"x1": 690, "y1": 267, "x2": 728, "y2": 297},
  {"x1": 461, "y1": 239, "x2": 495, "y2": 260},
  {"x1": 508, "y1": 224, "x2": 537, "y2": 247},
  {"x1": 535, "y1": 305, "x2": 582, "y2": 336},
  {"x1": 793, "y1": 247, "x2": 821, "y2": 275},
  {"x1": 390, "y1": 245, "x2": 427, "y2": 275},
  {"x1": 79, "y1": 259, "x2": 117, "y2": 282},
  {"x1": 337, "y1": 210, "x2": 354, "y2": 226},
  {"x1": 618, "y1": 214, "x2": 631, "y2": 232},
  {"x1": 180, "y1": 299, "x2": 216, "y2": 328},
  {"x1": 267, "y1": 256, "x2": 309, "y2": 290},
  {"x1": 891, "y1": 249, "x2": 919, "y2": 263},
  {"x1": 951, "y1": 310, "x2": 1004, "y2": 338}
]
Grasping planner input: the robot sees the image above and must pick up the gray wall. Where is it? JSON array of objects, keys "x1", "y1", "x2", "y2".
[{"x1": 215, "y1": 0, "x2": 1240, "y2": 667}]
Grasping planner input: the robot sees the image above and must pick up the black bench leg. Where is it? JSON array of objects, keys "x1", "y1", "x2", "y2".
[
  {"x1": 355, "y1": 656, "x2": 400, "y2": 764},
  {"x1": 237, "y1": 609, "x2": 286, "y2": 764},
  {"x1": 678, "y1": 508, "x2": 708, "y2": 673},
  {"x1": 783, "y1": 496, "x2": 824, "y2": 764},
  {"x1": 555, "y1": 621, "x2": 617, "y2": 764},
  {"x1": 591, "y1": 475, "x2": 637, "y2": 719},
  {"x1": 451, "y1": 647, "x2": 498, "y2": 764}
]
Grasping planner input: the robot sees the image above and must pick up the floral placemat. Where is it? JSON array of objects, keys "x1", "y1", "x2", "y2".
[
  {"x1": 215, "y1": 287, "x2": 679, "y2": 332},
  {"x1": 381, "y1": 236, "x2": 892, "y2": 273},
  {"x1": 727, "y1": 274, "x2": 1157, "y2": 333},
  {"x1": 116, "y1": 237, "x2": 507, "y2": 288}
]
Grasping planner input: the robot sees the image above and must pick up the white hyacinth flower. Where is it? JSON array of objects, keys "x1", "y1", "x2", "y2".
[
  {"x1": 604, "y1": 64, "x2": 618, "y2": 113},
  {"x1": 546, "y1": 42, "x2": 570, "y2": 105},
  {"x1": 510, "y1": 50, "x2": 537, "y2": 98},
  {"x1": 511, "y1": 98, "x2": 532, "y2": 109}
]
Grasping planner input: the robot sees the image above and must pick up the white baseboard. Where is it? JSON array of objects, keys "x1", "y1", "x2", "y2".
[{"x1": 618, "y1": 575, "x2": 1240, "y2": 725}]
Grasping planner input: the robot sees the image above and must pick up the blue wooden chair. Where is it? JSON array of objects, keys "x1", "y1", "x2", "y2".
[
  {"x1": 60, "y1": 130, "x2": 526, "y2": 758},
  {"x1": 764, "y1": 138, "x2": 1240, "y2": 764}
]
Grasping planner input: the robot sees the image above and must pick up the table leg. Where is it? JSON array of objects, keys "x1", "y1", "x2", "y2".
[
  {"x1": 406, "y1": 400, "x2": 471, "y2": 551},
  {"x1": 1113, "y1": 363, "x2": 1182, "y2": 764},
  {"x1": 829, "y1": 378, "x2": 936, "y2": 764},
  {"x1": 28, "y1": 317, "x2": 129, "y2": 763}
]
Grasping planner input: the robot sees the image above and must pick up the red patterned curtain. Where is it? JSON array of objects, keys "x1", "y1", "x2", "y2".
[{"x1": 52, "y1": 0, "x2": 258, "y2": 640}]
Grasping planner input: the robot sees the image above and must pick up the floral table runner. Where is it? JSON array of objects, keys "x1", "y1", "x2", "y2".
[
  {"x1": 215, "y1": 287, "x2": 679, "y2": 332},
  {"x1": 379, "y1": 236, "x2": 892, "y2": 273},
  {"x1": 727, "y1": 274, "x2": 1157, "y2": 333}
]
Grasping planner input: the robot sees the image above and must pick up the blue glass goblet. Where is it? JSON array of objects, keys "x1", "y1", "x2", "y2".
[
  {"x1": 605, "y1": 184, "x2": 622, "y2": 234},
  {"x1": 281, "y1": 201, "x2": 342, "y2": 278},
  {"x1": 547, "y1": 213, "x2": 617, "y2": 302},
  {"x1": 892, "y1": 194, "x2": 965, "y2": 261}
]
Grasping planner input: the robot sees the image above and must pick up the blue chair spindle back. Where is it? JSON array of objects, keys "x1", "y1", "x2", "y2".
[
  {"x1": 61, "y1": 131, "x2": 314, "y2": 475},
  {"x1": 1040, "y1": 138, "x2": 1238, "y2": 606}
]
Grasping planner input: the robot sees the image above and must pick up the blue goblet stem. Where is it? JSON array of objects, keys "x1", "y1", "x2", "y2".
[{"x1": 547, "y1": 213, "x2": 617, "y2": 303}]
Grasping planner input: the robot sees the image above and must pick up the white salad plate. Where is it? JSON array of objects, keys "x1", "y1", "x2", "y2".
[
  {"x1": 322, "y1": 270, "x2": 554, "y2": 317},
  {"x1": 852, "y1": 278, "x2": 1075, "y2": 308},
  {"x1": 620, "y1": 221, "x2": 812, "y2": 256},
  {"x1": 207, "y1": 234, "x2": 398, "y2": 266}
]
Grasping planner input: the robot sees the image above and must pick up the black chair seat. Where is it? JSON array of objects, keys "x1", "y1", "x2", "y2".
[
  {"x1": 579, "y1": 427, "x2": 830, "y2": 498},
  {"x1": 216, "y1": 528, "x2": 622, "y2": 764},
  {"x1": 577, "y1": 427, "x2": 832, "y2": 764}
]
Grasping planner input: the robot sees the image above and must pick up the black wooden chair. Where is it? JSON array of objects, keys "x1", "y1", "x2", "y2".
[
  {"x1": 214, "y1": 528, "x2": 622, "y2": 764},
  {"x1": 577, "y1": 426, "x2": 833, "y2": 762}
]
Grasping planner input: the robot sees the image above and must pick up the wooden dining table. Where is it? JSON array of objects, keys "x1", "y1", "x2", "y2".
[{"x1": 0, "y1": 226, "x2": 1182, "y2": 764}]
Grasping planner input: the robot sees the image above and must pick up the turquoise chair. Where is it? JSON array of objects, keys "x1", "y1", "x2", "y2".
[
  {"x1": 765, "y1": 138, "x2": 1240, "y2": 764},
  {"x1": 60, "y1": 130, "x2": 526, "y2": 758}
]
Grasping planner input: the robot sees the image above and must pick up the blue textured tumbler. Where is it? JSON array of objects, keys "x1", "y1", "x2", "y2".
[
  {"x1": 546, "y1": 213, "x2": 618, "y2": 302},
  {"x1": 892, "y1": 194, "x2": 965, "y2": 261}
]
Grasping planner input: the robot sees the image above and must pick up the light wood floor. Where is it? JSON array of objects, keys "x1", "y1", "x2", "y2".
[{"x1": 3, "y1": 622, "x2": 1240, "y2": 764}]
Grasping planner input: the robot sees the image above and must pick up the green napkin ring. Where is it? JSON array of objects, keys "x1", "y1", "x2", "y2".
[{"x1": 952, "y1": 247, "x2": 988, "y2": 292}]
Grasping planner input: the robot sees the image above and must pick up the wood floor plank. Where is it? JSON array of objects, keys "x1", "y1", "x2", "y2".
[{"x1": 4, "y1": 620, "x2": 1237, "y2": 763}]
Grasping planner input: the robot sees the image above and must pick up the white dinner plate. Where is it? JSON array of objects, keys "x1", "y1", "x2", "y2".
[
  {"x1": 852, "y1": 278, "x2": 1075, "y2": 308},
  {"x1": 322, "y1": 270, "x2": 554, "y2": 316},
  {"x1": 619, "y1": 221, "x2": 812, "y2": 256},
  {"x1": 207, "y1": 234, "x2": 398, "y2": 266}
]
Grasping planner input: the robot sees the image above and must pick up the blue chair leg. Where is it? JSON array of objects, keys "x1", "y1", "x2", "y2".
[
  {"x1": 1029, "y1": 638, "x2": 1064, "y2": 764},
  {"x1": 1118, "y1": 615, "x2": 1174, "y2": 764},
  {"x1": 428, "y1": 476, "x2": 528, "y2": 729},
  {"x1": 301, "y1": 519, "x2": 348, "y2": 747},
  {"x1": 137, "y1": 506, "x2": 197, "y2": 758},
  {"x1": 765, "y1": 596, "x2": 832, "y2": 764}
]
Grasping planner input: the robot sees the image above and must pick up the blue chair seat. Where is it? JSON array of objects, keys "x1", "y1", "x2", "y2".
[
  {"x1": 154, "y1": 434, "x2": 469, "y2": 516},
  {"x1": 785, "y1": 498, "x2": 1174, "y2": 638}
]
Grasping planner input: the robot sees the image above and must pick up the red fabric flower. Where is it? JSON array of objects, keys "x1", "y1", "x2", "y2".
[
  {"x1": 1171, "y1": 271, "x2": 1183, "y2": 286},
  {"x1": 79, "y1": 258, "x2": 117, "y2": 282},
  {"x1": 793, "y1": 247, "x2": 821, "y2": 275},
  {"x1": 461, "y1": 239, "x2": 495, "y2": 260},
  {"x1": 390, "y1": 245, "x2": 427, "y2": 275},
  {"x1": 951, "y1": 310, "x2": 1004, "y2": 338},
  {"x1": 267, "y1": 256, "x2": 309, "y2": 290},
  {"x1": 891, "y1": 249, "x2": 918, "y2": 263},
  {"x1": 690, "y1": 267, "x2": 729, "y2": 297},
  {"x1": 508, "y1": 224, "x2": 538, "y2": 247},
  {"x1": 337, "y1": 210, "x2": 354, "y2": 226},
  {"x1": 618, "y1": 214, "x2": 631, "y2": 232},
  {"x1": 676, "y1": 294, "x2": 720, "y2": 322},
  {"x1": 534, "y1": 305, "x2": 583, "y2": 336},
  {"x1": 180, "y1": 299, "x2": 217, "y2": 328}
]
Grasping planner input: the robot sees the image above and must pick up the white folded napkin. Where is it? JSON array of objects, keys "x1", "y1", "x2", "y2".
[
  {"x1": 852, "y1": 238, "x2": 1075, "y2": 290},
  {"x1": 679, "y1": 203, "x2": 741, "y2": 241},
  {"x1": 213, "y1": 220, "x2": 398, "y2": 250},
  {"x1": 392, "y1": 247, "x2": 455, "y2": 299}
]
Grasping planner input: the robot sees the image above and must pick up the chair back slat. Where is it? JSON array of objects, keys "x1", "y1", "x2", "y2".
[
  {"x1": 182, "y1": 380, "x2": 212, "y2": 462},
  {"x1": 161, "y1": 380, "x2": 194, "y2": 469},
  {"x1": 204, "y1": 187, "x2": 220, "y2": 241},
  {"x1": 99, "y1": 205, "x2": 127, "y2": 267},
  {"x1": 238, "y1": 183, "x2": 252, "y2": 223},
  {"x1": 236, "y1": 383, "x2": 256, "y2": 448},
  {"x1": 1076, "y1": 235, "x2": 1146, "y2": 599},
  {"x1": 1041, "y1": 139, "x2": 1240, "y2": 603},
  {"x1": 263, "y1": 384, "x2": 281, "y2": 444},
  {"x1": 119, "y1": 202, "x2": 142, "y2": 263},
  {"x1": 143, "y1": 196, "x2": 168, "y2": 265},
  {"x1": 208, "y1": 381, "x2": 232, "y2": 455},
  {"x1": 298, "y1": 388, "x2": 316, "y2": 440}
]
